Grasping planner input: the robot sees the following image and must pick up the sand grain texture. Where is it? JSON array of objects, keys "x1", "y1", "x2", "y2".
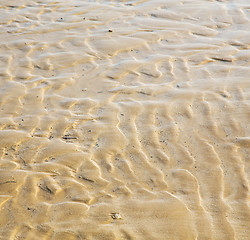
[{"x1": 0, "y1": 0, "x2": 249, "y2": 239}]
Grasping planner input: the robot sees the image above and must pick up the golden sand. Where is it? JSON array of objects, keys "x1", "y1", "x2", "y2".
[{"x1": 0, "y1": 0, "x2": 249, "y2": 239}]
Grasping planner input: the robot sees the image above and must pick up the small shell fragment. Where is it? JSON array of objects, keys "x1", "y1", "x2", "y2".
[{"x1": 110, "y1": 213, "x2": 121, "y2": 220}]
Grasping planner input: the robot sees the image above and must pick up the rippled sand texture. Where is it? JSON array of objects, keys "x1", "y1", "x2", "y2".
[{"x1": 0, "y1": 0, "x2": 250, "y2": 239}]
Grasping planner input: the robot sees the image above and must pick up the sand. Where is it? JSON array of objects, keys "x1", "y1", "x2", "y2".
[{"x1": 0, "y1": 0, "x2": 249, "y2": 239}]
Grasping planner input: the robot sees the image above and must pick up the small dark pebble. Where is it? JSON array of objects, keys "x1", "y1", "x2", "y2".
[
  {"x1": 88, "y1": 130, "x2": 92, "y2": 132},
  {"x1": 176, "y1": 85, "x2": 180, "y2": 88},
  {"x1": 108, "y1": 29, "x2": 113, "y2": 32},
  {"x1": 120, "y1": 113, "x2": 124, "y2": 116},
  {"x1": 27, "y1": 207, "x2": 31, "y2": 210}
]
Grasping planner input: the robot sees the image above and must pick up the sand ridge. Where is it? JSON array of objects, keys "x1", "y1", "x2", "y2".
[{"x1": 0, "y1": 0, "x2": 249, "y2": 239}]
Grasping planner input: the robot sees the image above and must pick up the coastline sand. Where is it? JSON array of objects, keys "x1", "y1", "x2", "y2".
[{"x1": 0, "y1": 0, "x2": 249, "y2": 239}]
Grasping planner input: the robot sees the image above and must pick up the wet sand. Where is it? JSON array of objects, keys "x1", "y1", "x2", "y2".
[{"x1": 0, "y1": 0, "x2": 250, "y2": 239}]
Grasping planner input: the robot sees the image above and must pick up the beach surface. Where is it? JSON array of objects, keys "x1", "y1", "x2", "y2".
[{"x1": 0, "y1": 0, "x2": 249, "y2": 239}]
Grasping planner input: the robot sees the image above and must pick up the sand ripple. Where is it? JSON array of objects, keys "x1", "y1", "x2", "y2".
[{"x1": 0, "y1": 0, "x2": 249, "y2": 239}]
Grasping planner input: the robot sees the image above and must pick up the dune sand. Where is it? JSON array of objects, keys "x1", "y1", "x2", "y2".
[{"x1": 0, "y1": 0, "x2": 249, "y2": 239}]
